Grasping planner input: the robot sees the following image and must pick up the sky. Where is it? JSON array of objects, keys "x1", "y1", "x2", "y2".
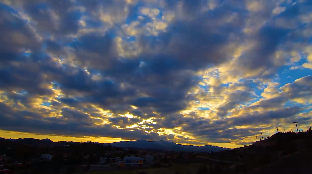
[{"x1": 0, "y1": 0, "x2": 312, "y2": 148}]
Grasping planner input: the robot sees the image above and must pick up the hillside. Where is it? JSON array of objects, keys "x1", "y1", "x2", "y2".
[
  {"x1": 204, "y1": 129, "x2": 312, "y2": 174},
  {"x1": 248, "y1": 150, "x2": 312, "y2": 174}
]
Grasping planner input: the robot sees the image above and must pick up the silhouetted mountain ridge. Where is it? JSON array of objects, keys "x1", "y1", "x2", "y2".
[
  {"x1": 105, "y1": 140, "x2": 228, "y2": 152},
  {"x1": 0, "y1": 138, "x2": 227, "y2": 152}
]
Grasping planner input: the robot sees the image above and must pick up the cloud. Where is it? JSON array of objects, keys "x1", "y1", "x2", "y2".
[
  {"x1": 216, "y1": 90, "x2": 257, "y2": 117},
  {"x1": 281, "y1": 75, "x2": 312, "y2": 104},
  {"x1": 302, "y1": 46, "x2": 312, "y2": 69},
  {"x1": 0, "y1": 103, "x2": 166, "y2": 140},
  {"x1": 273, "y1": 7, "x2": 286, "y2": 15},
  {"x1": 0, "y1": 0, "x2": 312, "y2": 147},
  {"x1": 0, "y1": 3, "x2": 41, "y2": 65}
]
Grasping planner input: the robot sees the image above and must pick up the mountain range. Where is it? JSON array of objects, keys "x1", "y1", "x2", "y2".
[
  {"x1": 0, "y1": 138, "x2": 228, "y2": 152},
  {"x1": 107, "y1": 140, "x2": 228, "y2": 152}
]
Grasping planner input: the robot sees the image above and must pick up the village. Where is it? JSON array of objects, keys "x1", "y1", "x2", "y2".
[{"x1": 0, "y1": 138, "x2": 205, "y2": 174}]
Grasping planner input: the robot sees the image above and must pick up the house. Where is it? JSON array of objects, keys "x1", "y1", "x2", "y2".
[
  {"x1": 110, "y1": 157, "x2": 122, "y2": 163},
  {"x1": 100, "y1": 157, "x2": 107, "y2": 164},
  {"x1": 122, "y1": 156, "x2": 144, "y2": 167},
  {"x1": 143, "y1": 155, "x2": 154, "y2": 164},
  {"x1": 40, "y1": 154, "x2": 53, "y2": 161},
  {"x1": 100, "y1": 157, "x2": 122, "y2": 164}
]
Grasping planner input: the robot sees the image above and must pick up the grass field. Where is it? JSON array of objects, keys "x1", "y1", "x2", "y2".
[{"x1": 85, "y1": 163, "x2": 204, "y2": 174}]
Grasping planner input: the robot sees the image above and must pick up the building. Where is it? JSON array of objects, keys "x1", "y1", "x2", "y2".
[
  {"x1": 100, "y1": 157, "x2": 122, "y2": 164},
  {"x1": 110, "y1": 157, "x2": 122, "y2": 163},
  {"x1": 143, "y1": 155, "x2": 154, "y2": 164},
  {"x1": 40, "y1": 154, "x2": 53, "y2": 161},
  {"x1": 100, "y1": 157, "x2": 107, "y2": 164},
  {"x1": 120, "y1": 156, "x2": 144, "y2": 167}
]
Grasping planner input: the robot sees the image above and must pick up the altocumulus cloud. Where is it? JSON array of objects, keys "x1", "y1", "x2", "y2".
[{"x1": 0, "y1": 0, "x2": 312, "y2": 147}]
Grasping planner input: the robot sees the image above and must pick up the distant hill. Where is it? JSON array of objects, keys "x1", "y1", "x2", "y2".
[
  {"x1": 4, "y1": 138, "x2": 54, "y2": 146},
  {"x1": 106, "y1": 140, "x2": 228, "y2": 152},
  {"x1": 0, "y1": 138, "x2": 227, "y2": 152},
  {"x1": 206, "y1": 128, "x2": 312, "y2": 174}
]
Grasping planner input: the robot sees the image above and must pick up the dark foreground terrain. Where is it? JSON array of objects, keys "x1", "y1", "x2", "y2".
[{"x1": 200, "y1": 128, "x2": 312, "y2": 174}]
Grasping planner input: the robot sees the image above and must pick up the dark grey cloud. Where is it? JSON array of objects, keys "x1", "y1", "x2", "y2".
[
  {"x1": 0, "y1": 3, "x2": 41, "y2": 65},
  {"x1": 0, "y1": 0, "x2": 311, "y2": 145},
  {"x1": 183, "y1": 107, "x2": 302, "y2": 143},
  {"x1": 229, "y1": 107, "x2": 303, "y2": 126},
  {"x1": 232, "y1": 26, "x2": 291, "y2": 78},
  {"x1": 71, "y1": 33, "x2": 115, "y2": 70},
  {"x1": 56, "y1": 0, "x2": 247, "y2": 117},
  {"x1": 0, "y1": 63, "x2": 53, "y2": 96},
  {"x1": 230, "y1": 0, "x2": 312, "y2": 79},
  {"x1": 273, "y1": 0, "x2": 312, "y2": 30},
  {"x1": 281, "y1": 75, "x2": 312, "y2": 103},
  {"x1": 61, "y1": 108, "x2": 94, "y2": 126},
  {"x1": 137, "y1": 13, "x2": 243, "y2": 72},
  {"x1": 216, "y1": 90, "x2": 257, "y2": 117},
  {"x1": 11, "y1": 0, "x2": 82, "y2": 36},
  {"x1": 237, "y1": 96, "x2": 290, "y2": 114},
  {"x1": 108, "y1": 117, "x2": 141, "y2": 127}
]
